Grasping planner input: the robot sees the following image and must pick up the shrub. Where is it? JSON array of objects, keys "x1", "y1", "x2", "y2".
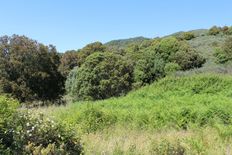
[
  {"x1": 0, "y1": 96, "x2": 82, "y2": 154},
  {"x1": 0, "y1": 96, "x2": 19, "y2": 153},
  {"x1": 214, "y1": 37, "x2": 232, "y2": 63},
  {"x1": 173, "y1": 50, "x2": 205, "y2": 70},
  {"x1": 154, "y1": 37, "x2": 205, "y2": 70},
  {"x1": 214, "y1": 47, "x2": 227, "y2": 63},
  {"x1": 222, "y1": 26, "x2": 232, "y2": 35},
  {"x1": 179, "y1": 32, "x2": 195, "y2": 40},
  {"x1": 134, "y1": 52, "x2": 165, "y2": 86},
  {"x1": 155, "y1": 37, "x2": 180, "y2": 62},
  {"x1": 78, "y1": 42, "x2": 107, "y2": 65},
  {"x1": 132, "y1": 37, "x2": 205, "y2": 86},
  {"x1": 58, "y1": 50, "x2": 80, "y2": 77},
  {"x1": 227, "y1": 27, "x2": 232, "y2": 35},
  {"x1": 66, "y1": 52, "x2": 134, "y2": 101},
  {"x1": 6, "y1": 111, "x2": 82, "y2": 154},
  {"x1": 208, "y1": 26, "x2": 221, "y2": 35},
  {"x1": 164, "y1": 63, "x2": 181, "y2": 75}
]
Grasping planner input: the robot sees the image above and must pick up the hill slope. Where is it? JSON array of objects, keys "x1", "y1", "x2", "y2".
[
  {"x1": 106, "y1": 29, "x2": 231, "y2": 66},
  {"x1": 105, "y1": 36, "x2": 150, "y2": 50},
  {"x1": 39, "y1": 74, "x2": 232, "y2": 154},
  {"x1": 49, "y1": 74, "x2": 232, "y2": 129}
]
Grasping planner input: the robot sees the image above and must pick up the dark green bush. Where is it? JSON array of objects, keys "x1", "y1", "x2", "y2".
[
  {"x1": 78, "y1": 42, "x2": 107, "y2": 66},
  {"x1": 58, "y1": 50, "x2": 80, "y2": 77},
  {"x1": 155, "y1": 37, "x2": 180, "y2": 62},
  {"x1": 0, "y1": 35, "x2": 64, "y2": 103},
  {"x1": 131, "y1": 37, "x2": 205, "y2": 86},
  {"x1": 66, "y1": 52, "x2": 134, "y2": 101},
  {"x1": 154, "y1": 37, "x2": 205, "y2": 70},
  {"x1": 173, "y1": 50, "x2": 205, "y2": 70},
  {"x1": 134, "y1": 52, "x2": 165, "y2": 86}
]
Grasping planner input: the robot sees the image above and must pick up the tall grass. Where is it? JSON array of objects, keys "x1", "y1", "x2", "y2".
[{"x1": 36, "y1": 74, "x2": 232, "y2": 154}]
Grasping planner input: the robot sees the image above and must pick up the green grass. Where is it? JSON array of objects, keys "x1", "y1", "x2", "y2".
[
  {"x1": 41, "y1": 74, "x2": 232, "y2": 129},
  {"x1": 36, "y1": 74, "x2": 232, "y2": 154}
]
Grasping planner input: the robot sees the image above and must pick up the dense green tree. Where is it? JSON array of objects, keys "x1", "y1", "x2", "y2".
[
  {"x1": 78, "y1": 42, "x2": 106, "y2": 65},
  {"x1": 58, "y1": 50, "x2": 79, "y2": 77},
  {"x1": 126, "y1": 37, "x2": 205, "y2": 85},
  {"x1": 133, "y1": 52, "x2": 165, "y2": 86},
  {"x1": 152, "y1": 37, "x2": 205, "y2": 69},
  {"x1": 66, "y1": 52, "x2": 133, "y2": 101},
  {"x1": 154, "y1": 37, "x2": 180, "y2": 62},
  {"x1": 173, "y1": 49, "x2": 205, "y2": 70},
  {"x1": 0, "y1": 35, "x2": 64, "y2": 102}
]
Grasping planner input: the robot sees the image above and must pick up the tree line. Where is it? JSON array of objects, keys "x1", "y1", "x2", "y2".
[{"x1": 3, "y1": 29, "x2": 232, "y2": 104}]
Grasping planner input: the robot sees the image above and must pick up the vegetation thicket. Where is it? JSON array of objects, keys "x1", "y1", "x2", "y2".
[
  {"x1": 42, "y1": 74, "x2": 232, "y2": 154},
  {"x1": 0, "y1": 35, "x2": 64, "y2": 103},
  {"x1": 1, "y1": 26, "x2": 232, "y2": 154},
  {"x1": 66, "y1": 52, "x2": 134, "y2": 100}
]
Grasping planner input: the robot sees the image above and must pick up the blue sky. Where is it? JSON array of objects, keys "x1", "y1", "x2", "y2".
[{"x1": 1, "y1": 0, "x2": 232, "y2": 52}]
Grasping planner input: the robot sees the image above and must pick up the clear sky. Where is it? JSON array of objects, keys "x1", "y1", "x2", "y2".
[{"x1": 1, "y1": 0, "x2": 232, "y2": 52}]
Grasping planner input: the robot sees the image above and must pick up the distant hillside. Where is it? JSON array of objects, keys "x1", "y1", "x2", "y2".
[
  {"x1": 105, "y1": 28, "x2": 232, "y2": 70},
  {"x1": 170, "y1": 29, "x2": 232, "y2": 70},
  {"x1": 105, "y1": 29, "x2": 208, "y2": 51},
  {"x1": 105, "y1": 36, "x2": 150, "y2": 50},
  {"x1": 167, "y1": 29, "x2": 208, "y2": 38}
]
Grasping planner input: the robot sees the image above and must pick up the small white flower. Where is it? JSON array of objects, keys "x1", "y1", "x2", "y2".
[{"x1": 26, "y1": 123, "x2": 30, "y2": 126}]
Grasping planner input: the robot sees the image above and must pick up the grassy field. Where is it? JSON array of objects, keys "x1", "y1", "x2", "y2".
[{"x1": 35, "y1": 74, "x2": 232, "y2": 154}]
